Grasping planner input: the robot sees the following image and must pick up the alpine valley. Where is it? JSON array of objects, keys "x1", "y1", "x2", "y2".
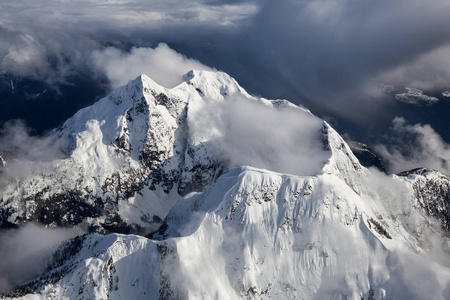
[{"x1": 0, "y1": 70, "x2": 449, "y2": 300}]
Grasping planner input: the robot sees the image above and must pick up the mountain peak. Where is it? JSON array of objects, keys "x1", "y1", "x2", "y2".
[
  {"x1": 183, "y1": 69, "x2": 250, "y2": 99},
  {"x1": 0, "y1": 69, "x2": 371, "y2": 233},
  {"x1": 105, "y1": 73, "x2": 166, "y2": 106}
]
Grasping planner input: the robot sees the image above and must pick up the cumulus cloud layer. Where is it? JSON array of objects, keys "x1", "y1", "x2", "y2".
[
  {"x1": 375, "y1": 117, "x2": 450, "y2": 175},
  {"x1": 0, "y1": 0, "x2": 254, "y2": 82}
]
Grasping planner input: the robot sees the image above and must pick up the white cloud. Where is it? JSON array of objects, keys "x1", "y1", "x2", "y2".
[
  {"x1": 0, "y1": 223, "x2": 83, "y2": 290},
  {"x1": 0, "y1": 0, "x2": 253, "y2": 86},
  {"x1": 91, "y1": 43, "x2": 213, "y2": 88},
  {"x1": 0, "y1": 121, "x2": 66, "y2": 189},
  {"x1": 378, "y1": 43, "x2": 450, "y2": 93},
  {"x1": 0, "y1": 120, "x2": 64, "y2": 162},
  {"x1": 188, "y1": 95, "x2": 328, "y2": 176},
  {"x1": 375, "y1": 117, "x2": 450, "y2": 175}
]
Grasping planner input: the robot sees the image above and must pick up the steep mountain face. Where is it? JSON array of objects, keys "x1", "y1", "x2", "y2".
[
  {"x1": 398, "y1": 168, "x2": 450, "y2": 231},
  {"x1": 0, "y1": 71, "x2": 232, "y2": 232},
  {"x1": 0, "y1": 70, "x2": 324, "y2": 234},
  {"x1": 347, "y1": 141, "x2": 386, "y2": 172},
  {"x1": 8, "y1": 166, "x2": 450, "y2": 300},
  {"x1": 1, "y1": 70, "x2": 450, "y2": 300}
]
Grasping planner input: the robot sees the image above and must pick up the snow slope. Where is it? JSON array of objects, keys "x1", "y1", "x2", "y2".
[
  {"x1": 0, "y1": 70, "x2": 326, "y2": 234},
  {"x1": 397, "y1": 168, "x2": 450, "y2": 231},
  {"x1": 10, "y1": 166, "x2": 450, "y2": 300}
]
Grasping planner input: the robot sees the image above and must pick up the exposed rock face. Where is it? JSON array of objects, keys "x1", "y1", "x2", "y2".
[
  {"x1": 8, "y1": 166, "x2": 450, "y2": 300},
  {"x1": 398, "y1": 168, "x2": 450, "y2": 231},
  {"x1": 0, "y1": 70, "x2": 324, "y2": 234},
  {"x1": 347, "y1": 140, "x2": 386, "y2": 173}
]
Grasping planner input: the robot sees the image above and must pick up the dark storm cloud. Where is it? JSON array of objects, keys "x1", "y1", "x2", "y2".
[
  {"x1": 203, "y1": 0, "x2": 254, "y2": 5},
  {"x1": 0, "y1": 0, "x2": 255, "y2": 85},
  {"x1": 1, "y1": 0, "x2": 450, "y2": 122},
  {"x1": 220, "y1": 0, "x2": 450, "y2": 119}
]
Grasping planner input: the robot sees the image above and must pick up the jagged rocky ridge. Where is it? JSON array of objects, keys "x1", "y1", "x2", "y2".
[
  {"x1": 0, "y1": 71, "x2": 247, "y2": 232},
  {"x1": 397, "y1": 168, "x2": 450, "y2": 231},
  {"x1": 7, "y1": 165, "x2": 450, "y2": 299},
  {"x1": 347, "y1": 141, "x2": 386, "y2": 173},
  {"x1": 0, "y1": 70, "x2": 322, "y2": 233},
  {"x1": 1, "y1": 70, "x2": 450, "y2": 299}
]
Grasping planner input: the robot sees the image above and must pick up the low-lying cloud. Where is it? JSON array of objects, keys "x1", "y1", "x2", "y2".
[
  {"x1": 188, "y1": 96, "x2": 328, "y2": 176},
  {"x1": 365, "y1": 167, "x2": 450, "y2": 269},
  {"x1": 91, "y1": 43, "x2": 213, "y2": 89},
  {"x1": 0, "y1": 223, "x2": 83, "y2": 290},
  {"x1": 393, "y1": 88, "x2": 439, "y2": 105},
  {"x1": 0, "y1": 120, "x2": 64, "y2": 162},
  {"x1": 0, "y1": 120, "x2": 65, "y2": 189},
  {"x1": 375, "y1": 117, "x2": 450, "y2": 175}
]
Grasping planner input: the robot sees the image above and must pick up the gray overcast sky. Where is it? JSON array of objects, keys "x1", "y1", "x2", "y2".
[{"x1": 1, "y1": 0, "x2": 450, "y2": 135}]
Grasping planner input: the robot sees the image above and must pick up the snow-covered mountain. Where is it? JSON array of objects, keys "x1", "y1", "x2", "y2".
[
  {"x1": 0, "y1": 70, "x2": 250, "y2": 232},
  {"x1": 6, "y1": 165, "x2": 450, "y2": 299},
  {"x1": 0, "y1": 70, "x2": 325, "y2": 234},
  {"x1": 1, "y1": 70, "x2": 450, "y2": 299},
  {"x1": 397, "y1": 168, "x2": 450, "y2": 231}
]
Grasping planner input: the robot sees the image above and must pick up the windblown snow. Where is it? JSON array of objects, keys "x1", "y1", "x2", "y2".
[{"x1": 0, "y1": 70, "x2": 449, "y2": 300}]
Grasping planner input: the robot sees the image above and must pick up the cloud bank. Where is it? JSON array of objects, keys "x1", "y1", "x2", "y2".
[
  {"x1": 0, "y1": 223, "x2": 83, "y2": 290},
  {"x1": 188, "y1": 96, "x2": 328, "y2": 176},
  {"x1": 375, "y1": 117, "x2": 450, "y2": 175},
  {"x1": 0, "y1": 121, "x2": 66, "y2": 190},
  {"x1": 2, "y1": 0, "x2": 450, "y2": 123},
  {"x1": 0, "y1": 120, "x2": 64, "y2": 162}
]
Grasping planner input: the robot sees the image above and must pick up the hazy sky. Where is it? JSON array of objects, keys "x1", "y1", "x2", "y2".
[
  {"x1": 2, "y1": 0, "x2": 450, "y2": 105},
  {"x1": 1, "y1": 0, "x2": 450, "y2": 173}
]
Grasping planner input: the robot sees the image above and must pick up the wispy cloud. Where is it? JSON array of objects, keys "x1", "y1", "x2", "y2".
[
  {"x1": 188, "y1": 95, "x2": 328, "y2": 176},
  {"x1": 91, "y1": 43, "x2": 213, "y2": 88},
  {"x1": 0, "y1": 223, "x2": 83, "y2": 290},
  {"x1": 0, "y1": 120, "x2": 65, "y2": 189},
  {"x1": 375, "y1": 117, "x2": 450, "y2": 175}
]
